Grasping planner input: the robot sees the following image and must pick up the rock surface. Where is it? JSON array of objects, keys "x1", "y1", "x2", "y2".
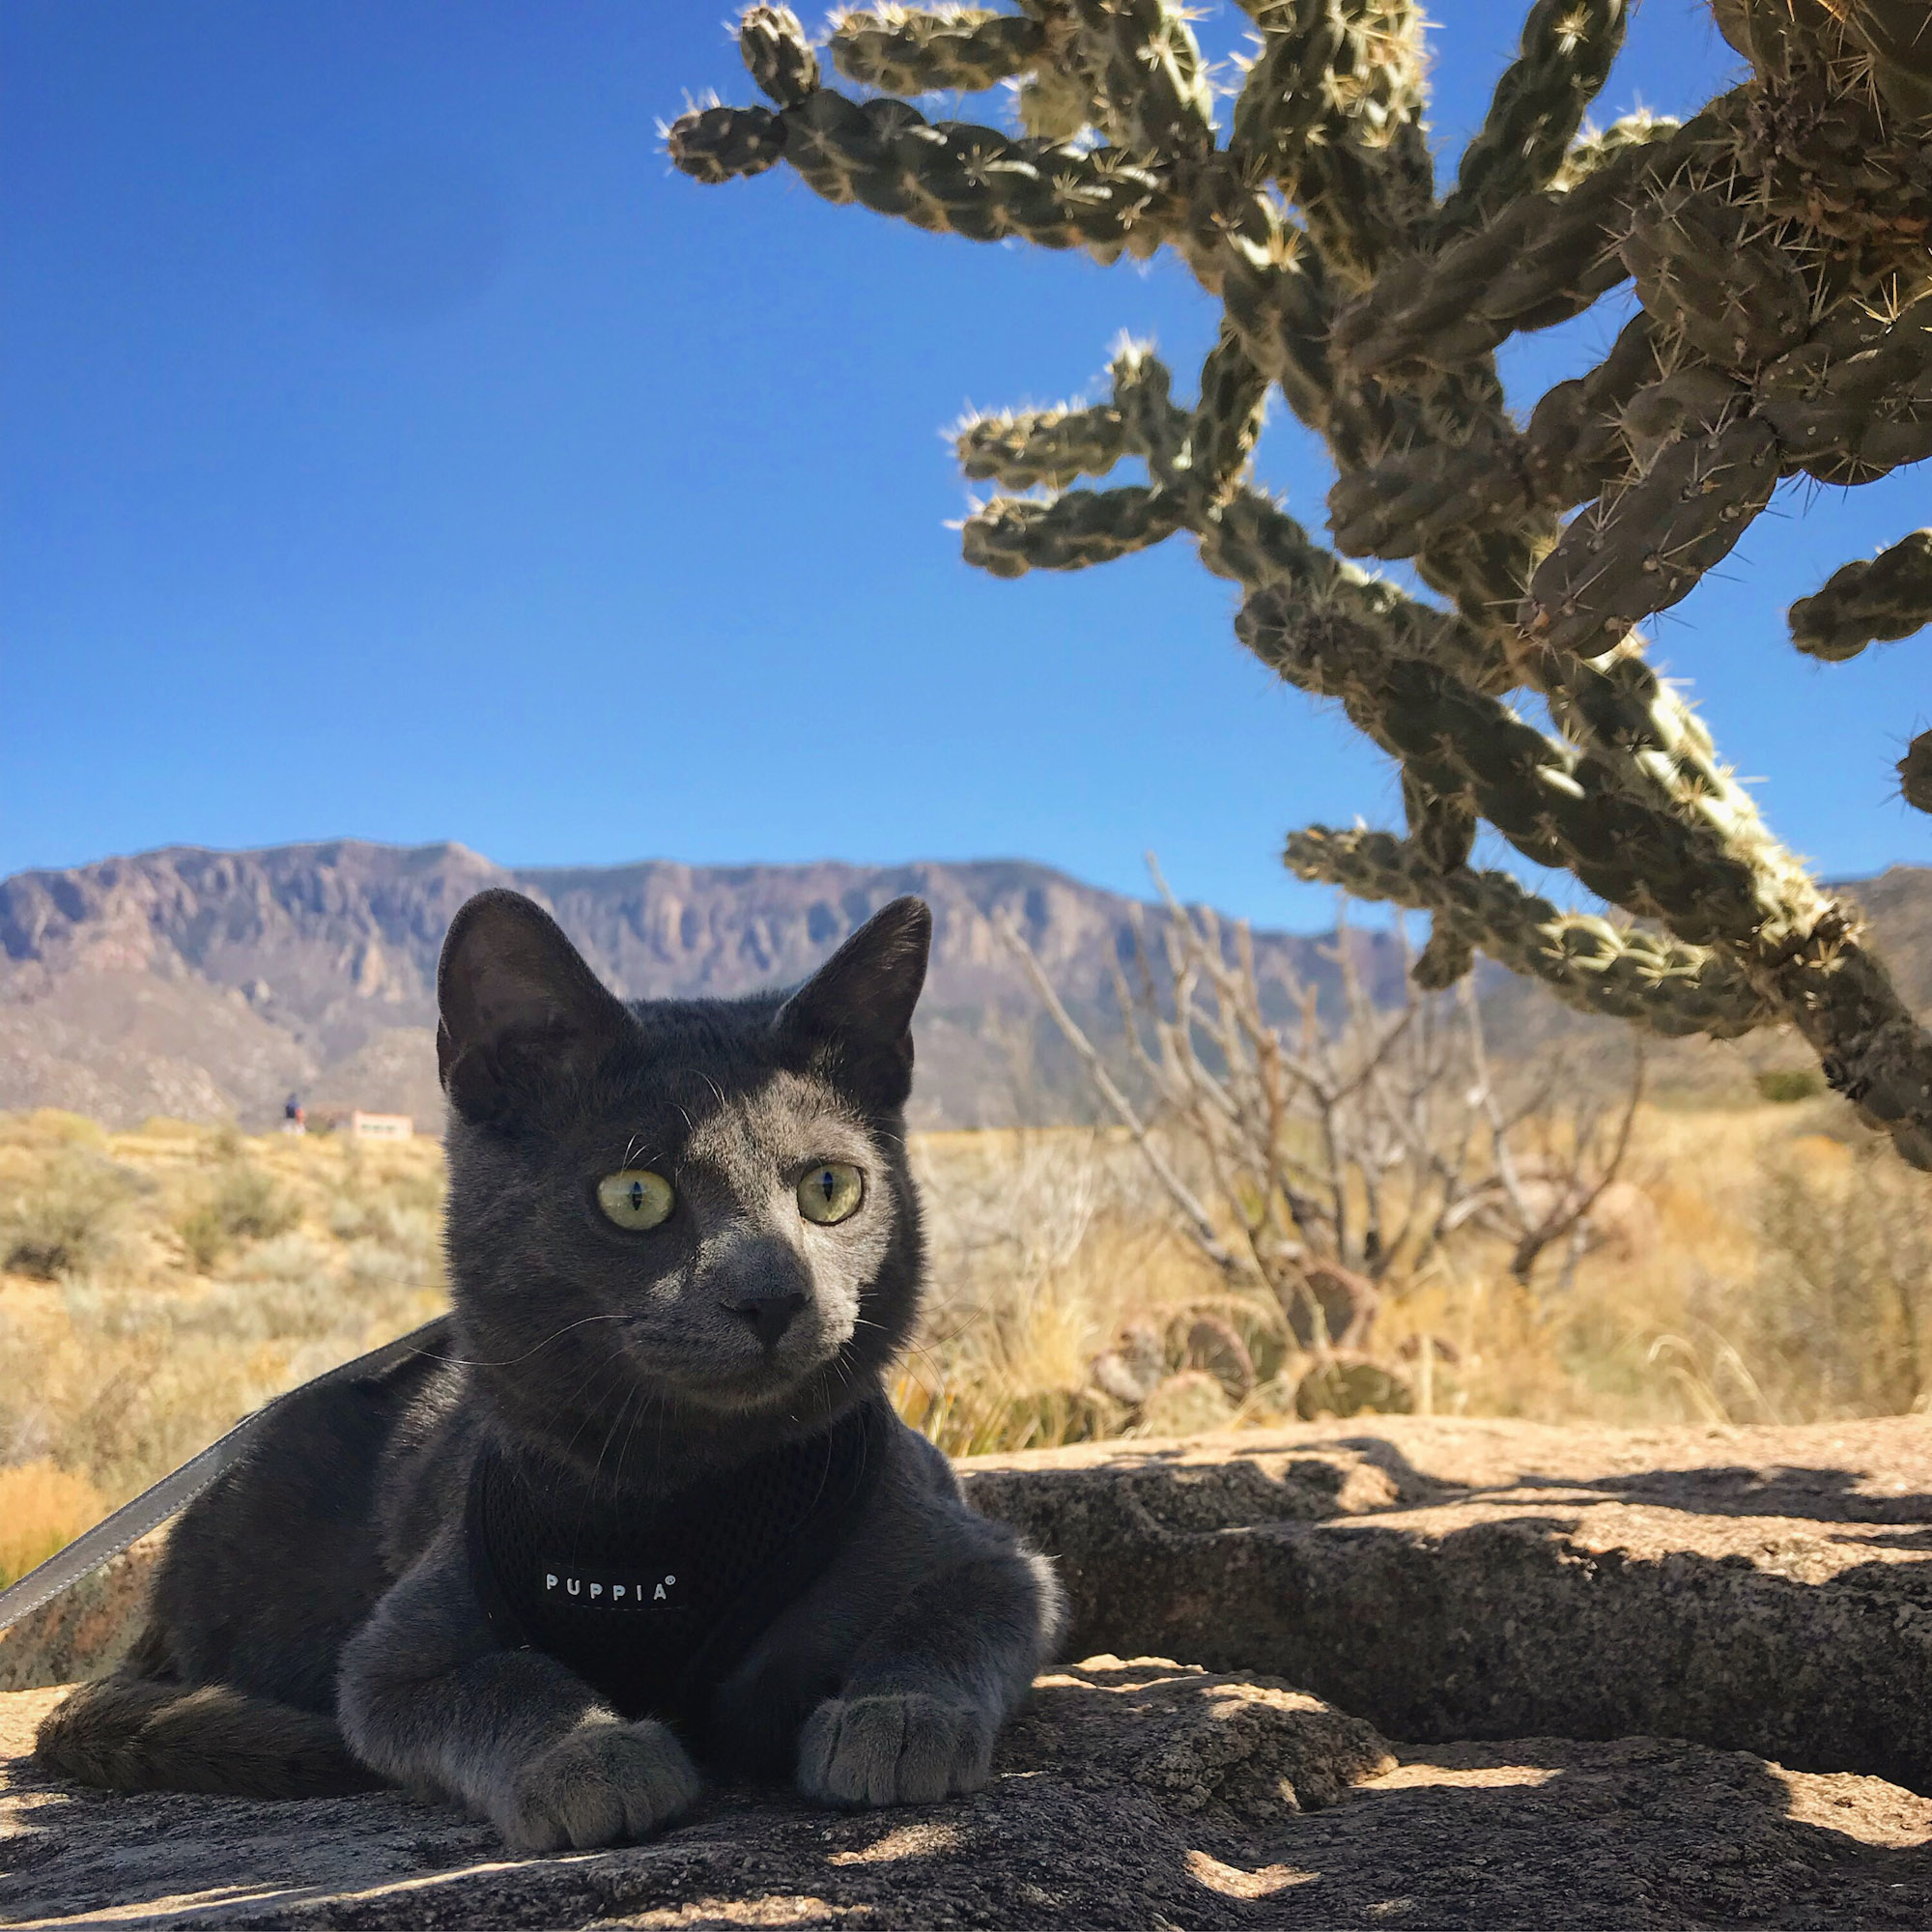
[
  {"x1": 0, "y1": 1535, "x2": 163, "y2": 1696},
  {"x1": 8, "y1": 1659, "x2": 1932, "y2": 1929},
  {"x1": 963, "y1": 1412, "x2": 1932, "y2": 1791},
  {"x1": 6, "y1": 1415, "x2": 1932, "y2": 1924}
]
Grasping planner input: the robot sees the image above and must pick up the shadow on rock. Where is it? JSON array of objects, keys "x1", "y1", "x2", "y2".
[
  {"x1": 966, "y1": 1443, "x2": 1932, "y2": 1792},
  {"x1": 6, "y1": 1662, "x2": 1932, "y2": 1928},
  {"x1": 1565, "y1": 1463, "x2": 1932, "y2": 1525}
]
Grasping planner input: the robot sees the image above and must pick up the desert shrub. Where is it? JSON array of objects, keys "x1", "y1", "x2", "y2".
[
  {"x1": 1756, "y1": 1069, "x2": 1825, "y2": 1105},
  {"x1": 0, "y1": 1115, "x2": 449, "y2": 1516},
  {"x1": 0, "y1": 1151, "x2": 142, "y2": 1279},
  {"x1": 0, "y1": 1110, "x2": 106, "y2": 1151},
  {"x1": 1721, "y1": 1146, "x2": 1932, "y2": 1419},
  {"x1": 327, "y1": 1193, "x2": 440, "y2": 1258},
  {"x1": 177, "y1": 1163, "x2": 301, "y2": 1269},
  {"x1": 896, "y1": 1127, "x2": 1230, "y2": 1454}
]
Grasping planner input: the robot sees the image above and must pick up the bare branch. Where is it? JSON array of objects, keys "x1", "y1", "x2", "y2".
[{"x1": 996, "y1": 911, "x2": 1240, "y2": 1271}]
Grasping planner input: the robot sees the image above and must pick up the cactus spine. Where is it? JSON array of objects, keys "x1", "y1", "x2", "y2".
[{"x1": 674, "y1": 2, "x2": 1932, "y2": 1169}]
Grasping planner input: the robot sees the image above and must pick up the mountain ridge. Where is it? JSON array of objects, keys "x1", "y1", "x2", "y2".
[
  {"x1": 6, "y1": 839, "x2": 1926, "y2": 1131},
  {"x1": 0, "y1": 838, "x2": 1408, "y2": 1130}
]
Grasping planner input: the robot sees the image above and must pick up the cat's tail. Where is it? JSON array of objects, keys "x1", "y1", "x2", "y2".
[{"x1": 34, "y1": 1670, "x2": 381, "y2": 1799}]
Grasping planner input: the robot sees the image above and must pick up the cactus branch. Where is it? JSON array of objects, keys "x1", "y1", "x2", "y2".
[
  {"x1": 1284, "y1": 826, "x2": 1774, "y2": 1037},
  {"x1": 828, "y1": 7, "x2": 1048, "y2": 95},
  {"x1": 1438, "y1": 0, "x2": 1630, "y2": 232},
  {"x1": 678, "y1": 3, "x2": 1932, "y2": 1165}
]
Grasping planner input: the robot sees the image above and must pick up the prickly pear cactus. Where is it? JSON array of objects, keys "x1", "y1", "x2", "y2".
[{"x1": 672, "y1": 1, "x2": 1932, "y2": 1170}]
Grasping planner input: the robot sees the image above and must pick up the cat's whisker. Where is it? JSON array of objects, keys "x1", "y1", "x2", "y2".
[
  {"x1": 424, "y1": 1310, "x2": 630, "y2": 1372},
  {"x1": 547, "y1": 1348, "x2": 640, "y2": 1484},
  {"x1": 591, "y1": 1382, "x2": 640, "y2": 1496}
]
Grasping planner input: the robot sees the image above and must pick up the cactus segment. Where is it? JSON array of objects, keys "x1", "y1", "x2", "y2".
[
  {"x1": 1903, "y1": 729, "x2": 1932, "y2": 813},
  {"x1": 1285, "y1": 826, "x2": 1775, "y2": 1035},
  {"x1": 1835, "y1": 0, "x2": 1932, "y2": 125},
  {"x1": 1548, "y1": 108, "x2": 1682, "y2": 188},
  {"x1": 741, "y1": 5, "x2": 822, "y2": 106},
  {"x1": 1521, "y1": 310, "x2": 1663, "y2": 508},
  {"x1": 1217, "y1": 213, "x2": 1339, "y2": 435},
  {"x1": 667, "y1": 103, "x2": 789, "y2": 183},
  {"x1": 827, "y1": 7, "x2": 1046, "y2": 95},
  {"x1": 1520, "y1": 417, "x2": 1780, "y2": 656},
  {"x1": 1440, "y1": 0, "x2": 1628, "y2": 231},
  {"x1": 1721, "y1": 0, "x2": 1932, "y2": 125},
  {"x1": 1754, "y1": 291, "x2": 1932, "y2": 486},
  {"x1": 1742, "y1": 63, "x2": 1932, "y2": 264},
  {"x1": 961, "y1": 485, "x2": 1186, "y2": 576},
  {"x1": 1790, "y1": 529, "x2": 1932, "y2": 660},
  {"x1": 954, "y1": 402, "x2": 1129, "y2": 489},
  {"x1": 1192, "y1": 485, "x2": 1333, "y2": 589},
  {"x1": 1242, "y1": 579, "x2": 1804, "y2": 952},
  {"x1": 956, "y1": 332, "x2": 1262, "y2": 501},
  {"x1": 1202, "y1": 495, "x2": 1501, "y2": 692},
  {"x1": 1289, "y1": 2, "x2": 1435, "y2": 286},
  {"x1": 1617, "y1": 364, "x2": 1751, "y2": 470},
  {"x1": 1621, "y1": 190, "x2": 1813, "y2": 371},
  {"x1": 1229, "y1": 0, "x2": 1350, "y2": 187},
  {"x1": 1410, "y1": 921, "x2": 1477, "y2": 988},
  {"x1": 668, "y1": 84, "x2": 1182, "y2": 258},
  {"x1": 808, "y1": 92, "x2": 1172, "y2": 249},
  {"x1": 1710, "y1": 0, "x2": 1840, "y2": 77},
  {"x1": 1327, "y1": 434, "x2": 1533, "y2": 559},
  {"x1": 1332, "y1": 119, "x2": 1700, "y2": 376},
  {"x1": 1067, "y1": 0, "x2": 1216, "y2": 158},
  {"x1": 1016, "y1": 62, "x2": 1097, "y2": 141},
  {"x1": 1403, "y1": 767, "x2": 1477, "y2": 871},
  {"x1": 1185, "y1": 327, "x2": 1272, "y2": 494},
  {"x1": 1226, "y1": 0, "x2": 1434, "y2": 286}
]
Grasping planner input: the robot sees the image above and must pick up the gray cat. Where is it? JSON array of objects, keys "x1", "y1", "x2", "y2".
[{"x1": 38, "y1": 890, "x2": 1065, "y2": 1850}]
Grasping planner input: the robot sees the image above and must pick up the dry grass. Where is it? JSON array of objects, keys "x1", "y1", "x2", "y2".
[
  {"x1": 0, "y1": 1461, "x2": 106, "y2": 1586},
  {"x1": 899, "y1": 1098, "x2": 1932, "y2": 1447},
  {"x1": 897, "y1": 1127, "x2": 1238, "y2": 1455},
  {"x1": 1, "y1": 1094, "x2": 1928, "y2": 1571},
  {"x1": 0, "y1": 1111, "x2": 446, "y2": 1544}
]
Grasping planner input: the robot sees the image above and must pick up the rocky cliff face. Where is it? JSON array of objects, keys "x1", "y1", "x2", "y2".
[{"x1": 0, "y1": 841, "x2": 1407, "y2": 1130}]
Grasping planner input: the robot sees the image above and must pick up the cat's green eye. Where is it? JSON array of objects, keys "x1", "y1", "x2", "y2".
[
  {"x1": 596, "y1": 1169, "x2": 674, "y2": 1232},
  {"x1": 797, "y1": 1162, "x2": 864, "y2": 1226}
]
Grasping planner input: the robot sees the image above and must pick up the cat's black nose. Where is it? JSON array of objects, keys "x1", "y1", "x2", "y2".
[{"x1": 723, "y1": 1292, "x2": 808, "y2": 1350}]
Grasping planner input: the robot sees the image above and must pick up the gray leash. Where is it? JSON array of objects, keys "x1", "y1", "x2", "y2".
[{"x1": 0, "y1": 1315, "x2": 452, "y2": 1637}]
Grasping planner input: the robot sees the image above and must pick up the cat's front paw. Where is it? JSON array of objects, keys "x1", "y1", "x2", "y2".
[
  {"x1": 798, "y1": 1692, "x2": 993, "y2": 1807},
  {"x1": 495, "y1": 1718, "x2": 701, "y2": 1852}
]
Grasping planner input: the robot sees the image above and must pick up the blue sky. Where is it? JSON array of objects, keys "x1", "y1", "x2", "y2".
[{"x1": 4, "y1": 0, "x2": 1924, "y2": 928}]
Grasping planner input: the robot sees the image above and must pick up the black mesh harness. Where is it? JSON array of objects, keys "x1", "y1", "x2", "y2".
[{"x1": 464, "y1": 1398, "x2": 889, "y2": 1739}]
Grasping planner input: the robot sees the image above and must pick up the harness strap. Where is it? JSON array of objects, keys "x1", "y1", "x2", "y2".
[{"x1": 0, "y1": 1316, "x2": 452, "y2": 1636}]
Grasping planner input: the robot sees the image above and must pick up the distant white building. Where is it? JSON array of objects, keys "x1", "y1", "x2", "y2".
[{"x1": 348, "y1": 1111, "x2": 412, "y2": 1142}]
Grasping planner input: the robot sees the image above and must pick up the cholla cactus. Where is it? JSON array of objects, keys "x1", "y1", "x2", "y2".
[{"x1": 671, "y1": 1, "x2": 1932, "y2": 1169}]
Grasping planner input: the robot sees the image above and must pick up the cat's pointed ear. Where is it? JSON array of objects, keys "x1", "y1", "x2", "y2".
[
  {"x1": 437, "y1": 890, "x2": 629, "y2": 1122},
  {"x1": 775, "y1": 896, "x2": 931, "y2": 1111}
]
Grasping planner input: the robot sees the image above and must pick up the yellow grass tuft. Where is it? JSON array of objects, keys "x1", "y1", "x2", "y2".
[{"x1": 0, "y1": 1461, "x2": 106, "y2": 1585}]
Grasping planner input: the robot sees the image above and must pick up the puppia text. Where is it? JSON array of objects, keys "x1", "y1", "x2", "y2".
[{"x1": 540, "y1": 1569, "x2": 679, "y2": 1607}]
